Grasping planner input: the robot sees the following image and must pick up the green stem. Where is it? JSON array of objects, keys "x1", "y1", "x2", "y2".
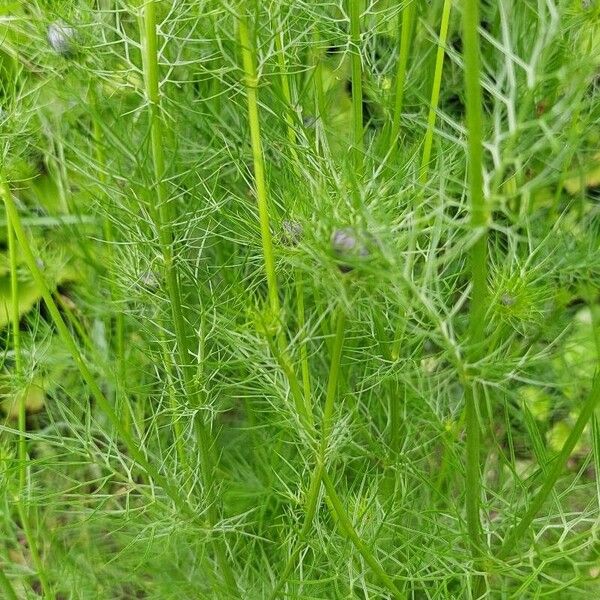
[
  {"x1": 419, "y1": 0, "x2": 452, "y2": 184},
  {"x1": 320, "y1": 308, "x2": 347, "y2": 450},
  {"x1": 322, "y1": 472, "x2": 403, "y2": 598},
  {"x1": 5, "y1": 180, "x2": 53, "y2": 598},
  {"x1": 92, "y1": 95, "x2": 128, "y2": 432},
  {"x1": 273, "y1": 12, "x2": 298, "y2": 155},
  {"x1": 349, "y1": 0, "x2": 364, "y2": 176},
  {"x1": 498, "y1": 376, "x2": 600, "y2": 559},
  {"x1": 238, "y1": 12, "x2": 280, "y2": 318},
  {"x1": 1, "y1": 150, "x2": 197, "y2": 570},
  {"x1": 389, "y1": 0, "x2": 417, "y2": 148},
  {"x1": 0, "y1": 567, "x2": 18, "y2": 600},
  {"x1": 138, "y1": 3, "x2": 238, "y2": 594},
  {"x1": 239, "y1": 10, "x2": 313, "y2": 432},
  {"x1": 390, "y1": 381, "x2": 401, "y2": 454},
  {"x1": 296, "y1": 274, "x2": 313, "y2": 414},
  {"x1": 271, "y1": 14, "x2": 314, "y2": 419},
  {"x1": 463, "y1": 0, "x2": 489, "y2": 576},
  {"x1": 312, "y1": 28, "x2": 327, "y2": 128},
  {"x1": 270, "y1": 308, "x2": 346, "y2": 597},
  {"x1": 7, "y1": 194, "x2": 24, "y2": 484},
  {"x1": 272, "y1": 306, "x2": 401, "y2": 597}
]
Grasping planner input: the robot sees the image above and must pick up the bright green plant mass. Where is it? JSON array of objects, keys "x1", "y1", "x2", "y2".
[{"x1": 1, "y1": 1, "x2": 600, "y2": 598}]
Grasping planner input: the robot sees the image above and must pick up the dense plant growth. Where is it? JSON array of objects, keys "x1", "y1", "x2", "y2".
[{"x1": 1, "y1": 1, "x2": 600, "y2": 598}]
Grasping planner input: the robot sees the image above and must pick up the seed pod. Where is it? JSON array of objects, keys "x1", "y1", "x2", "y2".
[
  {"x1": 281, "y1": 220, "x2": 303, "y2": 246},
  {"x1": 500, "y1": 292, "x2": 516, "y2": 307},
  {"x1": 47, "y1": 21, "x2": 77, "y2": 57},
  {"x1": 331, "y1": 227, "x2": 369, "y2": 273}
]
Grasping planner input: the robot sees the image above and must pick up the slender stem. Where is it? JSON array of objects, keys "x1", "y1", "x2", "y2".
[
  {"x1": 296, "y1": 275, "x2": 312, "y2": 413},
  {"x1": 138, "y1": 4, "x2": 238, "y2": 593},
  {"x1": 389, "y1": 0, "x2": 417, "y2": 148},
  {"x1": 0, "y1": 567, "x2": 18, "y2": 600},
  {"x1": 271, "y1": 308, "x2": 347, "y2": 592},
  {"x1": 7, "y1": 195, "x2": 24, "y2": 482},
  {"x1": 320, "y1": 308, "x2": 347, "y2": 451},
  {"x1": 464, "y1": 386, "x2": 482, "y2": 553},
  {"x1": 271, "y1": 12, "x2": 314, "y2": 418},
  {"x1": 161, "y1": 337, "x2": 189, "y2": 473},
  {"x1": 322, "y1": 472, "x2": 403, "y2": 598},
  {"x1": 349, "y1": 0, "x2": 364, "y2": 176},
  {"x1": 463, "y1": 0, "x2": 488, "y2": 573},
  {"x1": 238, "y1": 12, "x2": 280, "y2": 318},
  {"x1": 92, "y1": 96, "x2": 128, "y2": 431},
  {"x1": 1, "y1": 161, "x2": 194, "y2": 550},
  {"x1": 390, "y1": 381, "x2": 401, "y2": 454},
  {"x1": 239, "y1": 10, "x2": 313, "y2": 432},
  {"x1": 273, "y1": 11, "x2": 298, "y2": 155},
  {"x1": 5, "y1": 180, "x2": 53, "y2": 598},
  {"x1": 312, "y1": 28, "x2": 326, "y2": 128},
  {"x1": 498, "y1": 377, "x2": 600, "y2": 559},
  {"x1": 270, "y1": 308, "x2": 346, "y2": 597},
  {"x1": 419, "y1": 0, "x2": 452, "y2": 184}
]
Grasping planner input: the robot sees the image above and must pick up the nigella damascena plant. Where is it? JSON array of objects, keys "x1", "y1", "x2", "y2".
[
  {"x1": 47, "y1": 21, "x2": 78, "y2": 57},
  {"x1": 331, "y1": 227, "x2": 371, "y2": 273}
]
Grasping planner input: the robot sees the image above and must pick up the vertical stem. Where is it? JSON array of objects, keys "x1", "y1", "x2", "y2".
[
  {"x1": 138, "y1": 3, "x2": 238, "y2": 593},
  {"x1": 273, "y1": 11, "x2": 298, "y2": 156},
  {"x1": 238, "y1": 13, "x2": 280, "y2": 318},
  {"x1": 390, "y1": 383, "x2": 401, "y2": 453},
  {"x1": 7, "y1": 201, "x2": 24, "y2": 484},
  {"x1": 349, "y1": 0, "x2": 364, "y2": 176},
  {"x1": 419, "y1": 0, "x2": 452, "y2": 184},
  {"x1": 92, "y1": 96, "x2": 129, "y2": 432},
  {"x1": 0, "y1": 567, "x2": 18, "y2": 600},
  {"x1": 271, "y1": 12, "x2": 315, "y2": 418},
  {"x1": 389, "y1": 0, "x2": 417, "y2": 148},
  {"x1": 271, "y1": 308, "x2": 347, "y2": 598},
  {"x1": 1, "y1": 177, "x2": 192, "y2": 527},
  {"x1": 238, "y1": 10, "x2": 312, "y2": 430},
  {"x1": 463, "y1": 0, "x2": 488, "y2": 577},
  {"x1": 4, "y1": 178, "x2": 53, "y2": 598},
  {"x1": 320, "y1": 308, "x2": 347, "y2": 450},
  {"x1": 296, "y1": 275, "x2": 313, "y2": 413},
  {"x1": 312, "y1": 28, "x2": 327, "y2": 127},
  {"x1": 271, "y1": 307, "x2": 401, "y2": 599}
]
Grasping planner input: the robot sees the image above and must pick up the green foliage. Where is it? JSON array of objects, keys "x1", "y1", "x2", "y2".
[{"x1": 1, "y1": 0, "x2": 600, "y2": 598}]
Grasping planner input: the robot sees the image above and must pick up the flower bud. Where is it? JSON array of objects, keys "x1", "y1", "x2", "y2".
[
  {"x1": 47, "y1": 21, "x2": 77, "y2": 57},
  {"x1": 331, "y1": 227, "x2": 369, "y2": 273}
]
